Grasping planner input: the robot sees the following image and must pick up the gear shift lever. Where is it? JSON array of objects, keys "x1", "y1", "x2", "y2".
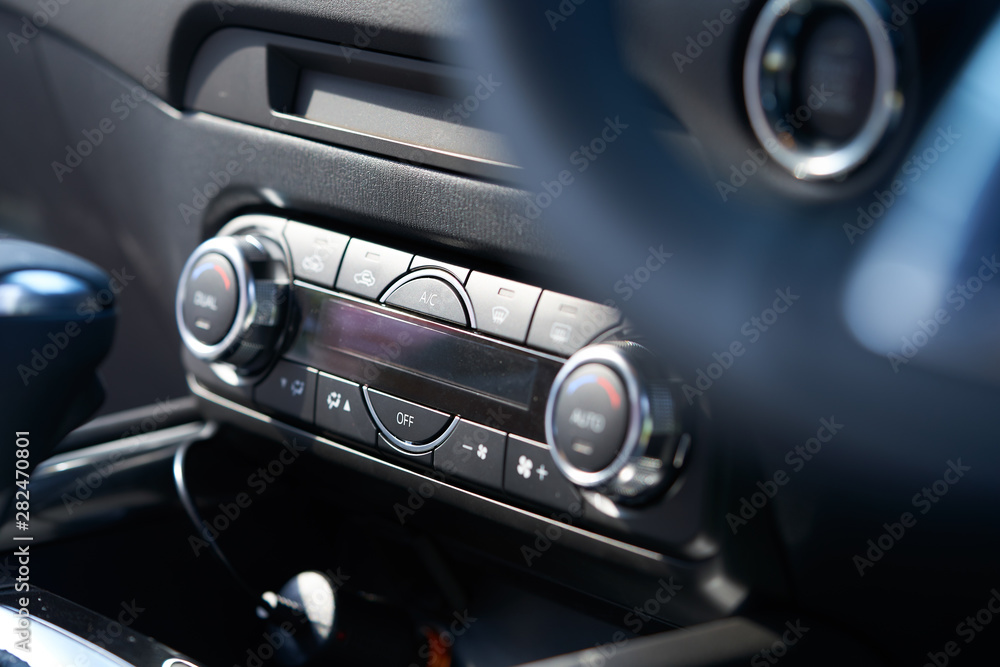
[{"x1": 0, "y1": 240, "x2": 117, "y2": 490}]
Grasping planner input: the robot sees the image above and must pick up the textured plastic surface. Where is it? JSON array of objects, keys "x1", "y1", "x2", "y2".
[{"x1": 185, "y1": 28, "x2": 515, "y2": 180}]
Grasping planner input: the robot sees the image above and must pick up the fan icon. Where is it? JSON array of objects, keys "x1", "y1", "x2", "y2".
[
  {"x1": 476, "y1": 444, "x2": 488, "y2": 460},
  {"x1": 516, "y1": 455, "x2": 533, "y2": 479}
]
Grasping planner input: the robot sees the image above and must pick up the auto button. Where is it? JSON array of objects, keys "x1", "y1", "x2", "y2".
[
  {"x1": 552, "y1": 363, "x2": 629, "y2": 472},
  {"x1": 363, "y1": 387, "x2": 455, "y2": 453}
]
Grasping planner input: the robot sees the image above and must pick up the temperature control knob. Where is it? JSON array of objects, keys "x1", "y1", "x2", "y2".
[
  {"x1": 176, "y1": 234, "x2": 289, "y2": 375},
  {"x1": 545, "y1": 342, "x2": 684, "y2": 502}
]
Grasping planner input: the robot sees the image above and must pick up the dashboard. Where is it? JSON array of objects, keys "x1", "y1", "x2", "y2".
[{"x1": 1, "y1": 1, "x2": 1000, "y2": 666}]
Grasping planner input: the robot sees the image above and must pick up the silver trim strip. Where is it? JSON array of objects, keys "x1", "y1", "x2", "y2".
[{"x1": 187, "y1": 375, "x2": 667, "y2": 563}]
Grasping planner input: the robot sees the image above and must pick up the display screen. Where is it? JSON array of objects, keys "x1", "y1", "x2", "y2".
[{"x1": 317, "y1": 298, "x2": 539, "y2": 407}]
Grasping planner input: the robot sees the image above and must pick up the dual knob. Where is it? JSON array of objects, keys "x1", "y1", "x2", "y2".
[{"x1": 175, "y1": 234, "x2": 289, "y2": 375}]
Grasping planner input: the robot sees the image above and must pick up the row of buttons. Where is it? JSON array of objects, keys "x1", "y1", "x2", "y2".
[
  {"x1": 255, "y1": 359, "x2": 581, "y2": 513},
  {"x1": 282, "y1": 219, "x2": 621, "y2": 356}
]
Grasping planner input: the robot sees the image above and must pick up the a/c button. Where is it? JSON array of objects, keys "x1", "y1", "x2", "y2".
[
  {"x1": 363, "y1": 388, "x2": 451, "y2": 445},
  {"x1": 384, "y1": 276, "x2": 468, "y2": 326}
]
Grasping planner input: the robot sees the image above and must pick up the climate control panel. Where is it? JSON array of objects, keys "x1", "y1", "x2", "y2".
[{"x1": 177, "y1": 214, "x2": 693, "y2": 530}]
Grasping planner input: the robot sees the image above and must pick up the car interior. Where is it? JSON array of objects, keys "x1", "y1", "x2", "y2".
[{"x1": 2, "y1": 0, "x2": 1000, "y2": 666}]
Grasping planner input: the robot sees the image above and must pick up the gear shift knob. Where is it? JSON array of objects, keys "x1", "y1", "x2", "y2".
[{"x1": 0, "y1": 240, "x2": 117, "y2": 486}]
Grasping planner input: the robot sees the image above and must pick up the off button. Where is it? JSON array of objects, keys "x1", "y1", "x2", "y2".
[{"x1": 363, "y1": 388, "x2": 452, "y2": 447}]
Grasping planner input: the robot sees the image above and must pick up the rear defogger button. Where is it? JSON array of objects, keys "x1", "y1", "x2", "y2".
[{"x1": 363, "y1": 387, "x2": 456, "y2": 454}]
